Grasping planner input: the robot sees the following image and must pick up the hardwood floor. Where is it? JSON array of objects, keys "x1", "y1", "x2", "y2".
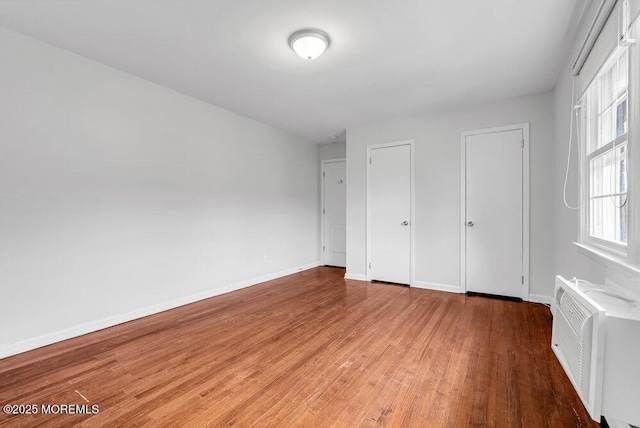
[{"x1": 0, "y1": 267, "x2": 597, "y2": 427}]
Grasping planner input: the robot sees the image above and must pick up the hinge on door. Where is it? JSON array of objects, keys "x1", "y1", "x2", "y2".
[
  {"x1": 369, "y1": 157, "x2": 372, "y2": 165},
  {"x1": 322, "y1": 209, "x2": 325, "y2": 214},
  {"x1": 323, "y1": 171, "x2": 325, "y2": 177},
  {"x1": 521, "y1": 139, "x2": 524, "y2": 147},
  {"x1": 323, "y1": 246, "x2": 325, "y2": 251},
  {"x1": 522, "y1": 275, "x2": 524, "y2": 284},
  {"x1": 369, "y1": 262, "x2": 371, "y2": 269}
]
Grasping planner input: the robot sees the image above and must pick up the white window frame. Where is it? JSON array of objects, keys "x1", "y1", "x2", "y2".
[
  {"x1": 576, "y1": 21, "x2": 640, "y2": 274},
  {"x1": 579, "y1": 47, "x2": 630, "y2": 256}
]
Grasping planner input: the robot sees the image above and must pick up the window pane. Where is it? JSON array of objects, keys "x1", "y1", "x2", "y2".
[
  {"x1": 616, "y1": 98, "x2": 627, "y2": 137},
  {"x1": 590, "y1": 145, "x2": 627, "y2": 198},
  {"x1": 600, "y1": 107, "x2": 613, "y2": 144},
  {"x1": 616, "y1": 144, "x2": 627, "y2": 194},
  {"x1": 617, "y1": 195, "x2": 628, "y2": 244},
  {"x1": 589, "y1": 195, "x2": 628, "y2": 245},
  {"x1": 590, "y1": 197, "x2": 603, "y2": 239},
  {"x1": 590, "y1": 150, "x2": 615, "y2": 197},
  {"x1": 601, "y1": 66, "x2": 613, "y2": 107},
  {"x1": 590, "y1": 154, "x2": 603, "y2": 197},
  {"x1": 615, "y1": 50, "x2": 628, "y2": 97},
  {"x1": 590, "y1": 196, "x2": 614, "y2": 242},
  {"x1": 582, "y1": 95, "x2": 598, "y2": 155},
  {"x1": 602, "y1": 197, "x2": 615, "y2": 241}
]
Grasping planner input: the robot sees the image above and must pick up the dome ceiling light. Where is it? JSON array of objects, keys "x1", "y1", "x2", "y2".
[{"x1": 288, "y1": 29, "x2": 330, "y2": 60}]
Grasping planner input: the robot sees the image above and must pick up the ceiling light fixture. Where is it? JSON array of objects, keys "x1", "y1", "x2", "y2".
[{"x1": 288, "y1": 29, "x2": 330, "y2": 60}]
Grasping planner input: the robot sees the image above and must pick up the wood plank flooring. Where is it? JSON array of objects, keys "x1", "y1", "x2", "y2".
[{"x1": 0, "y1": 267, "x2": 597, "y2": 427}]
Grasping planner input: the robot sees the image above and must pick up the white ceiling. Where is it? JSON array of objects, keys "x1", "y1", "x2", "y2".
[{"x1": 0, "y1": 0, "x2": 581, "y2": 143}]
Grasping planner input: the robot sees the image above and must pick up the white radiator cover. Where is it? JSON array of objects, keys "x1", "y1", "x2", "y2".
[
  {"x1": 552, "y1": 275, "x2": 640, "y2": 426},
  {"x1": 552, "y1": 276, "x2": 606, "y2": 421}
]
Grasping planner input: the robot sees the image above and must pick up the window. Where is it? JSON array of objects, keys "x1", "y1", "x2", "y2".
[
  {"x1": 572, "y1": 2, "x2": 640, "y2": 272},
  {"x1": 580, "y1": 48, "x2": 629, "y2": 252}
]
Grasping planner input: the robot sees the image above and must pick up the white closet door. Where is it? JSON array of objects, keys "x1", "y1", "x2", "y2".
[
  {"x1": 322, "y1": 160, "x2": 346, "y2": 267},
  {"x1": 465, "y1": 129, "x2": 523, "y2": 298},
  {"x1": 369, "y1": 144, "x2": 411, "y2": 285}
]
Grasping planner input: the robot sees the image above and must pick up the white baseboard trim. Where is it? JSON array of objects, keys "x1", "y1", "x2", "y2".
[
  {"x1": 604, "y1": 418, "x2": 632, "y2": 428},
  {"x1": 344, "y1": 273, "x2": 368, "y2": 281},
  {"x1": 227, "y1": 261, "x2": 321, "y2": 292},
  {"x1": 0, "y1": 284, "x2": 223, "y2": 360},
  {"x1": 0, "y1": 261, "x2": 321, "y2": 360},
  {"x1": 527, "y1": 294, "x2": 553, "y2": 305},
  {"x1": 412, "y1": 281, "x2": 461, "y2": 293}
]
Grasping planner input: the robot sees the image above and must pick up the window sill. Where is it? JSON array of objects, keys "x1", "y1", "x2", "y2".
[{"x1": 573, "y1": 242, "x2": 640, "y2": 276}]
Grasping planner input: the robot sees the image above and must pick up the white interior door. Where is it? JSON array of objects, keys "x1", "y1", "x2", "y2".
[
  {"x1": 369, "y1": 144, "x2": 411, "y2": 285},
  {"x1": 322, "y1": 160, "x2": 346, "y2": 267},
  {"x1": 464, "y1": 128, "x2": 524, "y2": 298}
]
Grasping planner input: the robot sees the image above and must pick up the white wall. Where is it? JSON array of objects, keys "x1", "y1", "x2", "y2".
[
  {"x1": 0, "y1": 27, "x2": 320, "y2": 357},
  {"x1": 346, "y1": 92, "x2": 555, "y2": 298},
  {"x1": 320, "y1": 141, "x2": 346, "y2": 160}
]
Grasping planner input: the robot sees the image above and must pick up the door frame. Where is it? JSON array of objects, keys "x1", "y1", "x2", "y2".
[
  {"x1": 321, "y1": 158, "x2": 346, "y2": 266},
  {"x1": 460, "y1": 123, "x2": 530, "y2": 299},
  {"x1": 366, "y1": 140, "x2": 415, "y2": 285}
]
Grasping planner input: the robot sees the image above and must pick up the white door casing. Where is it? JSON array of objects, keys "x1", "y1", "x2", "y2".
[
  {"x1": 461, "y1": 123, "x2": 530, "y2": 299},
  {"x1": 321, "y1": 159, "x2": 346, "y2": 267},
  {"x1": 367, "y1": 141, "x2": 414, "y2": 285}
]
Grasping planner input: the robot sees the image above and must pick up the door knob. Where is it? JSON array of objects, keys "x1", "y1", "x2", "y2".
[
  {"x1": 467, "y1": 221, "x2": 474, "y2": 227},
  {"x1": 401, "y1": 221, "x2": 409, "y2": 226}
]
